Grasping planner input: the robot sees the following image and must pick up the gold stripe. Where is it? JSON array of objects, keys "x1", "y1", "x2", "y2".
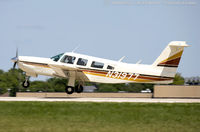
[{"x1": 160, "y1": 50, "x2": 183, "y2": 64}]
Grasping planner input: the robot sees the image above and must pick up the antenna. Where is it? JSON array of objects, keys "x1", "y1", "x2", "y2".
[
  {"x1": 72, "y1": 45, "x2": 80, "y2": 53},
  {"x1": 118, "y1": 56, "x2": 125, "y2": 62},
  {"x1": 136, "y1": 60, "x2": 142, "y2": 64}
]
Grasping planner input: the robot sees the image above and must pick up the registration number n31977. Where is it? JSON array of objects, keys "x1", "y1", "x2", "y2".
[{"x1": 106, "y1": 71, "x2": 139, "y2": 80}]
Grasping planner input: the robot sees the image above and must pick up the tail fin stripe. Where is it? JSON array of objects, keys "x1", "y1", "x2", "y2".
[
  {"x1": 158, "y1": 57, "x2": 181, "y2": 67},
  {"x1": 159, "y1": 50, "x2": 183, "y2": 64},
  {"x1": 157, "y1": 50, "x2": 183, "y2": 67}
]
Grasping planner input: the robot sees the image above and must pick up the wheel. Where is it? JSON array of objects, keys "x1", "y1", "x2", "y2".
[
  {"x1": 65, "y1": 86, "x2": 74, "y2": 94},
  {"x1": 22, "y1": 81, "x2": 30, "y2": 88},
  {"x1": 75, "y1": 84, "x2": 83, "y2": 93}
]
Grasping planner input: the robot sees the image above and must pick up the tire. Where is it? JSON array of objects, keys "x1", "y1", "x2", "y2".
[
  {"x1": 75, "y1": 85, "x2": 83, "y2": 93},
  {"x1": 22, "y1": 81, "x2": 30, "y2": 88},
  {"x1": 65, "y1": 86, "x2": 74, "y2": 94}
]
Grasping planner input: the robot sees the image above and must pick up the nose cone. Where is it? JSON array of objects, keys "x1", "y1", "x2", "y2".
[{"x1": 11, "y1": 56, "x2": 18, "y2": 62}]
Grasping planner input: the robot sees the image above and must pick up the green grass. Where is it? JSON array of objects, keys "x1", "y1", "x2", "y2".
[{"x1": 0, "y1": 102, "x2": 200, "y2": 132}]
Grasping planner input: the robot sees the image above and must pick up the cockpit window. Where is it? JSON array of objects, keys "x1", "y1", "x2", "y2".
[
  {"x1": 91, "y1": 61, "x2": 104, "y2": 69},
  {"x1": 61, "y1": 55, "x2": 76, "y2": 64},
  {"x1": 107, "y1": 65, "x2": 114, "y2": 70},
  {"x1": 51, "y1": 53, "x2": 64, "y2": 62},
  {"x1": 77, "y1": 58, "x2": 88, "y2": 66}
]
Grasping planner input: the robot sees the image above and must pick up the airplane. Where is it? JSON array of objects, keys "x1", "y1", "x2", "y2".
[{"x1": 11, "y1": 41, "x2": 189, "y2": 94}]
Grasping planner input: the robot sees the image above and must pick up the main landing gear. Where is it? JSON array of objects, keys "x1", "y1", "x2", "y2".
[
  {"x1": 65, "y1": 72, "x2": 84, "y2": 94},
  {"x1": 22, "y1": 76, "x2": 30, "y2": 88},
  {"x1": 65, "y1": 84, "x2": 83, "y2": 94}
]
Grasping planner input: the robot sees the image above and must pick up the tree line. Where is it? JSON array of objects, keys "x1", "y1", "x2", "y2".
[{"x1": 0, "y1": 69, "x2": 185, "y2": 96}]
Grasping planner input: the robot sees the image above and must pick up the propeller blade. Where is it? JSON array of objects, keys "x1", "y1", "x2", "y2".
[
  {"x1": 11, "y1": 47, "x2": 19, "y2": 70},
  {"x1": 16, "y1": 47, "x2": 18, "y2": 58}
]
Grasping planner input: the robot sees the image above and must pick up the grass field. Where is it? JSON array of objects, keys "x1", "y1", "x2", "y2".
[{"x1": 0, "y1": 102, "x2": 200, "y2": 132}]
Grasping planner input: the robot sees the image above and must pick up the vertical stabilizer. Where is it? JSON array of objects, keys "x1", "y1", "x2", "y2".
[
  {"x1": 152, "y1": 41, "x2": 189, "y2": 78},
  {"x1": 153, "y1": 41, "x2": 189, "y2": 67}
]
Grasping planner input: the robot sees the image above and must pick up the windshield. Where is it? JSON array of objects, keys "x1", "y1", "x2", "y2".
[{"x1": 51, "y1": 53, "x2": 64, "y2": 62}]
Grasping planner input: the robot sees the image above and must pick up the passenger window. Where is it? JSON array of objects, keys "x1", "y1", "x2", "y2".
[
  {"x1": 91, "y1": 61, "x2": 104, "y2": 69},
  {"x1": 61, "y1": 55, "x2": 76, "y2": 64},
  {"x1": 77, "y1": 58, "x2": 88, "y2": 66},
  {"x1": 107, "y1": 65, "x2": 114, "y2": 70}
]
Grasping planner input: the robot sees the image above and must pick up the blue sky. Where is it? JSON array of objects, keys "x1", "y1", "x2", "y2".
[{"x1": 0, "y1": 0, "x2": 199, "y2": 80}]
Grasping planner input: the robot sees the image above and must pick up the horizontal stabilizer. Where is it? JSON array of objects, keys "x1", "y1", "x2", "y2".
[{"x1": 168, "y1": 41, "x2": 190, "y2": 47}]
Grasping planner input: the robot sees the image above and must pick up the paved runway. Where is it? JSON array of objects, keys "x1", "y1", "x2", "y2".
[{"x1": 0, "y1": 97, "x2": 200, "y2": 103}]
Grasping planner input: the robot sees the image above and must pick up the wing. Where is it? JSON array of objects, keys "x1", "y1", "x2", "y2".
[
  {"x1": 48, "y1": 62, "x2": 90, "y2": 82},
  {"x1": 48, "y1": 63, "x2": 77, "y2": 78}
]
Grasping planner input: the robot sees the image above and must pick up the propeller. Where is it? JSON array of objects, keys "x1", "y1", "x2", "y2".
[{"x1": 11, "y1": 48, "x2": 19, "y2": 69}]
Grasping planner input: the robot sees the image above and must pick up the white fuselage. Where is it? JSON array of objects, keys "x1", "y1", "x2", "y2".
[{"x1": 17, "y1": 52, "x2": 174, "y2": 84}]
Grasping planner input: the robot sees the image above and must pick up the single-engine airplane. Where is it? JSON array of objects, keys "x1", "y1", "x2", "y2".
[{"x1": 11, "y1": 41, "x2": 189, "y2": 94}]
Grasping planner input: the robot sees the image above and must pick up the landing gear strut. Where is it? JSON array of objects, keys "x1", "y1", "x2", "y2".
[
  {"x1": 22, "y1": 76, "x2": 30, "y2": 88},
  {"x1": 65, "y1": 71, "x2": 84, "y2": 94}
]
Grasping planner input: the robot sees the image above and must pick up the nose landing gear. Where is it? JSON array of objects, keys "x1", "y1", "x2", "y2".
[{"x1": 22, "y1": 76, "x2": 30, "y2": 88}]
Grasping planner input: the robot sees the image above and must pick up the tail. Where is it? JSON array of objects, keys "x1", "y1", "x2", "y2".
[{"x1": 152, "y1": 41, "x2": 189, "y2": 78}]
